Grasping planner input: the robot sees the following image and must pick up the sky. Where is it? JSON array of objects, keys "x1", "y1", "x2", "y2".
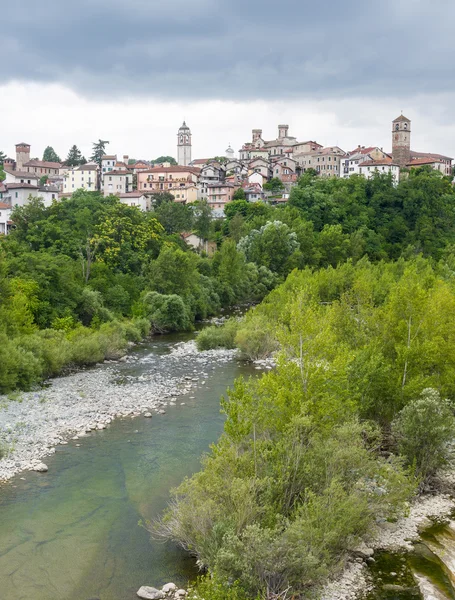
[{"x1": 1, "y1": 0, "x2": 454, "y2": 162}]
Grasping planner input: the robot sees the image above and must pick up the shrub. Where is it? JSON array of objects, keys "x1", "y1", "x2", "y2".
[
  {"x1": 68, "y1": 327, "x2": 104, "y2": 365},
  {"x1": 196, "y1": 319, "x2": 239, "y2": 351},
  {"x1": 392, "y1": 388, "x2": 455, "y2": 483},
  {"x1": 235, "y1": 316, "x2": 278, "y2": 361},
  {"x1": 142, "y1": 291, "x2": 192, "y2": 332}
]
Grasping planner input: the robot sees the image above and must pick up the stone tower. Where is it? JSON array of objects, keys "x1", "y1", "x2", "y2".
[
  {"x1": 278, "y1": 124, "x2": 289, "y2": 139},
  {"x1": 177, "y1": 121, "x2": 192, "y2": 166},
  {"x1": 392, "y1": 115, "x2": 411, "y2": 167},
  {"x1": 16, "y1": 142, "x2": 31, "y2": 171},
  {"x1": 225, "y1": 144, "x2": 234, "y2": 160}
]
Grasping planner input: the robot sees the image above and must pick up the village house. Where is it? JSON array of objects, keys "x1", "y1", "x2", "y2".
[
  {"x1": 118, "y1": 191, "x2": 149, "y2": 211},
  {"x1": 11, "y1": 143, "x2": 62, "y2": 176},
  {"x1": 358, "y1": 159, "x2": 400, "y2": 184},
  {"x1": 137, "y1": 166, "x2": 200, "y2": 193},
  {"x1": 297, "y1": 146, "x2": 346, "y2": 177},
  {"x1": 340, "y1": 147, "x2": 391, "y2": 178},
  {"x1": 181, "y1": 232, "x2": 217, "y2": 255},
  {"x1": 103, "y1": 170, "x2": 134, "y2": 196},
  {"x1": 63, "y1": 164, "x2": 99, "y2": 193},
  {"x1": 206, "y1": 182, "x2": 238, "y2": 211},
  {"x1": 2, "y1": 182, "x2": 58, "y2": 208},
  {"x1": 173, "y1": 185, "x2": 198, "y2": 204}
]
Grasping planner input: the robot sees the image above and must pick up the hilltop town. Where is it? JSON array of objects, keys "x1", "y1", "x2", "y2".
[{"x1": 0, "y1": 114, "x2": 453, "y2": 235}]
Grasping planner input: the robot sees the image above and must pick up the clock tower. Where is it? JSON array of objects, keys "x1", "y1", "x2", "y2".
[
  {"x1": 392, "y1": 114, "x2": 411, "y2": 167},
  {"x1": 177, "y1": 121, "x2": 192, "y2": 166}
]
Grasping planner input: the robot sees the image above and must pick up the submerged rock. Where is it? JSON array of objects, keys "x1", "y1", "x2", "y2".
[{"x1": 137, "y1": 586, "x2": 165, "y2": 600}]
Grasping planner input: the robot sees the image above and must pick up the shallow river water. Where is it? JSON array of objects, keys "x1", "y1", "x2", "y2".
[{"x1": 0, "y1": 333, "x2": 257, "y2": 600}]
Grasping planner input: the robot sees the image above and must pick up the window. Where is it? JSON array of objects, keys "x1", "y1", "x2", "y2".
[{"x1": 15, "y1": 192, "x2": 18, "y2": 198}]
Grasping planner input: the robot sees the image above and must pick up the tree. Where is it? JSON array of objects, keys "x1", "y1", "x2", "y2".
[
  {"x1": 90, "y1": 139, "x2": 109, "y2": 167},
  {"x1": 154, "y1": 200, "x2": 193, "y2": 234},
  {"x1": 151, "y1": 191, "x2": 175, "y2": 207},
  {"x1": 64, "y1": 145, "x2": 86, "y2": 167},
  {"x1": 193, "y1": 199, "x2": 212, "y2": 241},
  {"x1": 39, "y1": 175, "x2": 48, "y2": 186},
  {"x1": 152, "y1": 156, "x2": 177, "y2": 166},
  {"x1": 233, "y1": 188, "x2": 246, "y2": 201},
  {"x1": 0, "y1": 151, "x2": 6, "y2": 166},
  {"x1": 393, "y1": 389, "x2": 455, "y2": 484},
  {"x1": 238, "y1": 220, "x2": 300, "y2": 276},
  {"x1": 42, "y1": 146, "x2": 61, "y2": 163},
  {"x1": 263, "y1": 177, "x2": 285, "y2": 193}
]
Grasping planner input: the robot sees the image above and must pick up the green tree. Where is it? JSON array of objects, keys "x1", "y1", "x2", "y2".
[
  {"x1": 0, "y1": 151, "x2": 6, "y2": 166},
  {"x1": 42, "y1": 146, "x2": 61, "y2": 163},
  {"x1": 193, "y1": 199, "x2": 212, "y2": 241},
  {"x1": 39, "y1": 175, "x2": 48, "y2": 185},
  {"x1": 238, "y1": 221, "x2": 300, "y2": 276},
  {"x1": 263, "y1": 177, "x2": 284, "y2": 193},
  {"x1": 393, "y1": 389, "x2": 455, "y2": 484},
  {"x1": 64, "y1": 145, "x2": 86, "y2": 167},
  {"x1": 90, "y1": 139, "x2": 110, "y2": 167},
  {"x1": 151, "y1": 156, "x2": 177, "y2": 166},
  {"x1": 154, "y1": 200, "x2": 193, "y2": 234},
  {"x1": 151, "y1": 191, "x2": 175, "y2": 207},
  {"x1": 232, "y1": 188, "x2": 246, "y2": 201}
]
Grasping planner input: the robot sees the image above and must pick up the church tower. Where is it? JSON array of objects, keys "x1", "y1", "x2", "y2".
[
  {"x1": 392, "y1": 114, "x2": 411, "y2": 167},
  {"x1": 177, "y1": 121, "x2": 192, "y2": 166}
]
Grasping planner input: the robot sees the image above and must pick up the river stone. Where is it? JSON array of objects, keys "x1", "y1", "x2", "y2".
[
  {"x1": 175, "y1": 590, "x2": 187, "y2": 597},
  {"x1": 33, "y1": 463, "x2": 48, "y2": 473},
  {"x1": 144, "y1": 412, "x2": 152, "y2": 418},
  {"x1": 137, "y1": 587, "x2": 165, "y2": 600},
  {"x1": 162, "y1": 583, "x2": 177, "y2": 594}
]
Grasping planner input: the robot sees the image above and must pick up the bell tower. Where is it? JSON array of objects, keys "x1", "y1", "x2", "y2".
[
  {"x1": 392, "y1": 114, "x2": 411, "y2": 167},
  {"x1": 177, "y1": 121, "x2": 192, "y2": 166}
]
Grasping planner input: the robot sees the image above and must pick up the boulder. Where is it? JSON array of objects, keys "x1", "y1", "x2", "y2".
[
  {"x1": 144, "y1": 412, "x2": 152, "y2": 418},
  {"x1": 33, "y1": 463, "x2": 48, "y2": 473},
  {"x1": 137, "y1": 587, "x2": 165, "y2": 600},
  {"x1": 175, "y1": 590, "x2": 187, "y2": 598},
  {"x1": 162, "y1": 583, "x2": 177, "y2": 594}
]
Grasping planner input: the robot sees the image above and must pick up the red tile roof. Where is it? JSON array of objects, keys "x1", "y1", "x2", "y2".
[
  {"x1": 142, "y1": 166, "x2": 201, "y2": 175},
  {"x1": 0, "y1": 202, "x2": 11, "y2": 209},
  {"x1": 24, "y1": 160, "x2": 62, "y2": 169},
  {"x1": 359, "y1": 159, "x2": 399, "y2": 167},
  {"x1": 407, "y1": 157, "x2": 444, "y2": 166}
]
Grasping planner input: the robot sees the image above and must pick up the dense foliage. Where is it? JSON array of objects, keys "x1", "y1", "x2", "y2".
[
  {"x1": 159, "y1": 256, "x2": 455, "y2": 597},
  {"x1": 0, "y1": 191, "x2": 278, "y2": 392}
]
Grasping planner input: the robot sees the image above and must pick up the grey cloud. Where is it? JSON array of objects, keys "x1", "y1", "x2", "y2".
[{"x1": 2, "y1": 0, "x2": 455, "y2": 100}]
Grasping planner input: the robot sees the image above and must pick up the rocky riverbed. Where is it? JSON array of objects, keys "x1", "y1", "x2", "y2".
[
  {"x1": 320, "y1": 475, "x2": 455, "y2": 600},
  {"x1": 0, "y1": 340, "x2": 237, "y2": 482}
]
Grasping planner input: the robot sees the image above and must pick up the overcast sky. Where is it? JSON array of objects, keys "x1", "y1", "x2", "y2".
[{"x1": 1, "y1": 0, "x2": 454, "y2": 161}]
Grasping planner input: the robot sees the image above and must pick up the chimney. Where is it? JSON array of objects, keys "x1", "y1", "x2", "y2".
[{"x1": 123, "y1": 155, "x2": 129, "y2": 165}]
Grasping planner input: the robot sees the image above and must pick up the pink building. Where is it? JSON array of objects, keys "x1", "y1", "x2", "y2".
[{"x1": 137, "y1": 166, "x2": 200, "y2": 193}]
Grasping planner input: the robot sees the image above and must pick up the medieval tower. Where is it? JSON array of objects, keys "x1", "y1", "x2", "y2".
[
  {"x1": 15, "y1": 142, "x2": 31, "y2": 171},
  {"x1": 392, "y1": 114, "x2": 411, "y2": 167},
  {"x1": 177, "y1": 121, "x2": 192, "y2": 166}
]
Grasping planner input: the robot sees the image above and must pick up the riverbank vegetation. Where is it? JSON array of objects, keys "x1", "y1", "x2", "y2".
[{"x1": 156, "y1": 168, "x2": 455, "y2": 598}]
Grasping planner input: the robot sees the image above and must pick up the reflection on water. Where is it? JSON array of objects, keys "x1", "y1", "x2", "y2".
[
  {"x1": 0, "y1": 335, "x2": 256, "y2": 600},
  {"x1": 367, "y1": 520, "x2": 455, "y2": 600}
]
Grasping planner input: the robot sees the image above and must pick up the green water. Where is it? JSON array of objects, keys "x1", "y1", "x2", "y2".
[{"x1": 0, "y1": 335, "x2": 256, "y2": 600}]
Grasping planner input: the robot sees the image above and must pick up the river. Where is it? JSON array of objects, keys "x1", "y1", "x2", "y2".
[{"x1": 0, "y1": 332, "x2": 258, "y2": 600}]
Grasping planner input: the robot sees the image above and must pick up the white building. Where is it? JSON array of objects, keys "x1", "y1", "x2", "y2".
[
  {"x1": 118, "y1": 191, "x2": 149, "y2": 211},
  {"x1": 358, "y1": 159, "x2": 400, "y2": 184},
  {"x1": 101, "y1": 155, "x2": 117, "y2": 174},
  {"x1": 63, "y1": 164, "x2": 99, "y2": 193},
  {"x1": 103, "y1": 170, "x2": 134, "y2": 196}
]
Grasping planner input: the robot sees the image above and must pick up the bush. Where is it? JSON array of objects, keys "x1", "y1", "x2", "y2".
[
  {"x1": 392, "y1": 388, "x2": 455, "y2": 483},
  {"x1": 15, "y1": 330, "x2": 71, "y2": 377},
  {"x1": 67, "y1": 327, "x2": 104, "y2": 365},
  {"x1": 142, "y1": 291, "x2": 192, "y2": 332},
  {"x1": 235, "y1": 316, "x2": 278, "y2": 361},
  {"x1": 196, "y1": 319, "x2": 239, "y2": 351}
]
